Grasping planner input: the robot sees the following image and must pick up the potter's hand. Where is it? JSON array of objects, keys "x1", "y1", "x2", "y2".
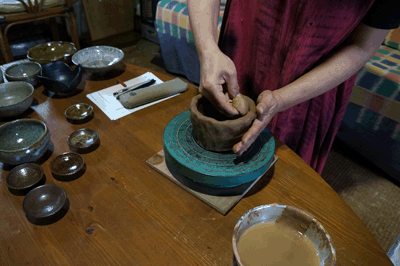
[
  {"x1": 199, "y1": 49, "x2": 240, "y2": 117},
  {"x1": 233, "y1": 90, "x2": 284, "y2": 156}
]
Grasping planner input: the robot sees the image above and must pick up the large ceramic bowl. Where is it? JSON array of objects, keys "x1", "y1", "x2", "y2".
[
  {"x1": 27, "y1": 41, "x2": 77, "y2": 65},
  {"x1": 38, "y1": 61, "x2": 82, "y2": 96},
  {"x1": 4, "y1": 62, "x2": 41, "y2": 86},
  {"x1": 72, "y1": 45, "x2": 124, "y2": 75},
  {"x1": 233, "y1": 204, "x2": 336, "y2": 266},
  {"x1": 189, "y1": 94, "x2": 257, "y2": 152},
  {"x1": 0, "y1": 119, "x2": 51, "y2": 165},
  {"x1": 0, "y1": 81, "x2": 34, "y2": 118}
]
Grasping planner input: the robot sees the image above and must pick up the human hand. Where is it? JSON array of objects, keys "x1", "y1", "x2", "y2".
[
  {"x1": 233, "y1": 90, "x2": 284, "y2": 156},
  {"x1": 199, "y1": 49, "x2": 240, "y2": 117}
]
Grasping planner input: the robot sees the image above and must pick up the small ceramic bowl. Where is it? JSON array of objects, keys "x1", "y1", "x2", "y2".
[
  {"x1": 22, "y1": 184, "x2": 67, "y2": 219},
  {"x1": 5, "y1": 163, "x2": 44, "y2": 195},
  {"x1": 65, "y1": 103, "x2": 93, "y2": 121},
  {"x1": 0, "y1": 119, "x2": 51, "y2": 165},
  {"x1": 4, "y1": 62, "x2": 41, "y2": 86},
  {"x1": 50, "y1": 152, "x2": 84, "y2": 177},
  {"x1": 72, "y1": 45, "x2": 124, "y2": 75},
  {"x1": 67, "y1": 128, "x2": 99, "y2": 149},
  {"x1": 38, "y1": 61, "x2": 82, "y2": 96},
  {"x1": 27, "y1": 41, "x2": 77, "y2": 65},
  {"x1": 232, "y1": 204, "x2": 336, "y2": 266},
  {"x1": 0, "y1": 81, "x2": 34, "y2": 118}
]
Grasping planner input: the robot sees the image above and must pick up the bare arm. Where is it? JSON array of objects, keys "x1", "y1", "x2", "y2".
[
  {"x1": 235, "y1": 23, "x2": 390, "y2": 155},
  {"x1": 188, "y1": 0, "x2": 240, "y2": 116}
]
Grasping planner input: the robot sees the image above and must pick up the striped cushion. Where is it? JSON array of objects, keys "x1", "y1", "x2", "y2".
[
  {"x1": 350, "y1": 45, "x2": 400, "y2": 140},
  {"x1": 384, "y1": 27, "x2": 400, "y2": 50},
  {"x1": 155, "y1": 0, "x2": 225, "y2": 44}
]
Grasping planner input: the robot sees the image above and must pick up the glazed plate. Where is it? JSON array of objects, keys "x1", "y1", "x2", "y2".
[
  {"x1": 6, "y1": 163, "x2": 44, "y2": 193},
  {"x1": 50, "y1": 152, "x2": 84, "y2": 176},
  {"x1": 67, "y1": 128, "x2": 99, "y2": 149},
  {"x1": 22, "y1": 184, "x2": 67, "y2": 218},
  {"x1": 65, "y1": 103, "x2": 93, "y2": 121}
]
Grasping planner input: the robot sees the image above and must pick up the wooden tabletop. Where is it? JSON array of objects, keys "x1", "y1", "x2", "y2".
[{"x1": 0, "y1": 63, "x2": 392, "y2": 265}]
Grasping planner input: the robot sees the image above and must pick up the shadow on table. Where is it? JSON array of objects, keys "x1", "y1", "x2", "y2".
[{"x1": 0, "y1": 104, "x2": 37, "y2": 123}]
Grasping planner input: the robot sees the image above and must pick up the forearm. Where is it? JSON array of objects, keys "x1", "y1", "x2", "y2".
[
  {"x1": 187, "y1": 0, "x2": 221, "y2": 61},
  {"x1": 274, "y1": 24, "x2": 389, "y2": 112}
]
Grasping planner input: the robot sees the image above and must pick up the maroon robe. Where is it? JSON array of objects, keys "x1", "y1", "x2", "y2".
[{"x1": 219, "y1": 0, "x2": 376, "y2": 174}]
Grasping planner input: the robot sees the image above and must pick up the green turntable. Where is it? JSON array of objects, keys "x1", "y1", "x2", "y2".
[{"x1": 163, "y1": 111, "x2": 275, "y2": 188}]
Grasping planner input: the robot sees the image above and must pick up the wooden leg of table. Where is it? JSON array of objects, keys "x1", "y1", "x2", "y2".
[
  {"x1": 50, "y1": 18, "x2": 60, "y2": 41},
  {"x1": 66, "y1": 11, "x2": 80, "y2": 50},
  {"x1": 0, "y1": 27, "x2": 14, "y2": 63}
]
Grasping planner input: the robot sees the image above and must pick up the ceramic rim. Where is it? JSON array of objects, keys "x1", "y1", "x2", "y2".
[{"x1": 4, "y1": 62, "x2": 41, "y2": 79}]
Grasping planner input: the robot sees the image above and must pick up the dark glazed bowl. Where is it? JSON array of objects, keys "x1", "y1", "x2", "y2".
[
  {"x1": 0, "y1": 119, "x2": 50, "y2": 165},
  {"x1": 6, "y1": 163, "x2": 45, "y2": 195},
  {"x1": 4, "y1": 62, "x2": 41, "y2": 87},
  {"x1": 50, "y1": 152, "x2": 84, "y2": 177},
  {"x1": 27, "y1": 41, "x2": 77, "y2": 65},
  {"x1": 22, "y1": 184, "x2": 67, "y2": 219},
  {"x1": 0, "y1": 81, "x2": 34, "y2": 118},
  {"x1": 38, "y1": 61, "x2": 82, "y2": 96},
  {"x1": 189, "y1": 94, "x2": 257, "y2": 152},
  {"x1": 67, "y1": 128, "x2": 99, "y2": 149},
  {"x1": 64, "y1": 103, "x2": 93, "y2": 121}
]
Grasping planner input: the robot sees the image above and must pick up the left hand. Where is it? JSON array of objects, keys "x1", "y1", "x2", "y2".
[{"x1": 233, "y1": 90, "x2": 284, "y2": 156}]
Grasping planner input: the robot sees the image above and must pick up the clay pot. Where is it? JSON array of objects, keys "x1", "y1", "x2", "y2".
[{"x1": 189, "y1": 94, "x2": 257, "y2": 152}]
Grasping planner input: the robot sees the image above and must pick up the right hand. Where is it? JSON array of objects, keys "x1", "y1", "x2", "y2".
[{"x1": 199, "y1": 48, "x2": 240, "y2": 117}]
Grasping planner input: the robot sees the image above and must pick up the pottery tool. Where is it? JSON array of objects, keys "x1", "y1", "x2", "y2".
[
  {"x1": 162, "y1": 111, "x2": 275, "y2": 188},
  {"x1": 118, "y1": 78, "x2": 187, "y2": 109},
  {"x1": 146, "y1": 110, "x2": 276, "y2": 215}
]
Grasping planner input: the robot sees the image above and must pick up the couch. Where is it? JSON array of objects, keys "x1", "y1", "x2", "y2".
[{"x1": 155, "y1": 0, "x2": 400, "y2": 180}]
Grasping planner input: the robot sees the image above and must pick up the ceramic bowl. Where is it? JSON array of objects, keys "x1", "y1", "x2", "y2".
[
  {"x1": 64, "y1": 103, "x2": 93, "y2": 121},
  {"x1": 67, "y1": 128, "x2": 99, "y2": 149},
  {"x1": 50, "y1": 152, "x2": 84, "y2": 177},
  {"x1": 0, "y1": 81, "x2": 34, "y2": 118},
  {"x1": 5, "y1": 163, "x2": 44, "y2": 194},
  {"x1": 232, "y1": 204, "x2": 336, "y2": 266},
  {"x1": 72, "y1": 45, "x2": 124, "y2": 75},
  {"x1": 189, "y1": 94, "x2": 257, "y2": 152},
  {"x1": 27, "y1": 41, "x2": 77, "y2": 65},
  {"x1": 38, "y1": 61, "x2": 82, "y2": 96},
  {"x1": 22, "y1": 184, "x2": 67, "y2": 219},
  {"x1": 0, "y1": 119, "x2": 51, "y2": 165},
  {"x1": 4, "y1": 62, "x2": 41, "y2": 86}
]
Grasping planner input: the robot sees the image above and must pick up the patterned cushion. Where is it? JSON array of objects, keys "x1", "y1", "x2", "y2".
[
  {"x1": 384, "y1": 27, "x2": 400, "y2": 50},
  {"x1": 155, "y1": 0, "x2": 225, "y2": 44},
  {"x1": 350, "y1": 45, "x2": 400, "y2": 140}
]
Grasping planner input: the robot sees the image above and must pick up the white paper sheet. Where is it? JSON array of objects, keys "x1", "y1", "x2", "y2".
[{"x1": 86, "y1": 72, "x2": 179, "y2": 120}]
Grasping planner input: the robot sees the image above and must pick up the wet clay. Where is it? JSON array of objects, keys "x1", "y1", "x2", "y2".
[
  {"x1": 231, "y1": 95, "x2": 249, "y2": 116},
  {"x1": 237, "y1": 222, "x2": 319, "y2": 266},
  {"x1": 189, "y1": 94, "x2": 256, "y2": 152}
]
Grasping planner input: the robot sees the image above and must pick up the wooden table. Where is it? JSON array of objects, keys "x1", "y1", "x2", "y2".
[{"x1": 0, "y1": 63, "x2": 392, "y2": 265}]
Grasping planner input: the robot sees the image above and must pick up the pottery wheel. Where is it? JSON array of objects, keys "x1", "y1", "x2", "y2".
[{"x1": 163, "y1": 111, "x2": 275, "y2": 188}]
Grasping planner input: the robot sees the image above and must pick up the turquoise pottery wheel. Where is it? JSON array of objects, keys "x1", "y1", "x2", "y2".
[{"x1": 163, "y1": 111, "x2": 275, "y2": 188}]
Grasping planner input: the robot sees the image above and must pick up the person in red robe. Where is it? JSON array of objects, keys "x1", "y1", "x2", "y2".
[{"x1": 187, "y1": 0, "x2": 400, "y2": 174}]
